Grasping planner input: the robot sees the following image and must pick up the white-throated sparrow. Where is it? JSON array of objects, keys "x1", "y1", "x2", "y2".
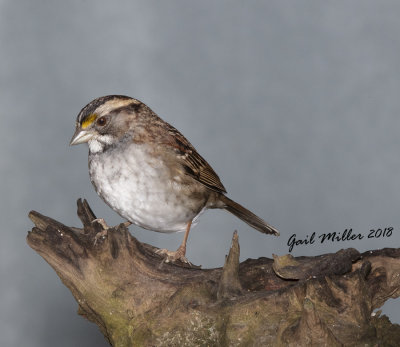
[{"x1": 70, "y1": 95, "x2": 279, "y2": 263}]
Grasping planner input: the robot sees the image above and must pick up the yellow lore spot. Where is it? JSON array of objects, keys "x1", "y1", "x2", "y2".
[{"x1": 81, "y1": 114, "x2": 98, "y2": 129}]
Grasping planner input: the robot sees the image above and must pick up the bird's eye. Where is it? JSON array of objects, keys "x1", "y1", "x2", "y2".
[{"x1": 96, "y1": 116, "x2": 107, "y2": 126}]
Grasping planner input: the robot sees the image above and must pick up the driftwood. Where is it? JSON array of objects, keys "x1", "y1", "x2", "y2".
[{"x1": 27, "y1": 199, "x2": 400, "y2": 346}]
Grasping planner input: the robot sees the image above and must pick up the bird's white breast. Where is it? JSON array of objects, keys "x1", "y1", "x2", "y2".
[{"x1": 88, "y1": 143, "x2": 205, "y2": 232}]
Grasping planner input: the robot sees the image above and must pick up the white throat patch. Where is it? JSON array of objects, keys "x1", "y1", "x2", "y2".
[{"x1": 88, "y1": 135, "x2": 114, "y2": 153}]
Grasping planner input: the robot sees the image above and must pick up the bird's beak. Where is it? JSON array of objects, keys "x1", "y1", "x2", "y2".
[{"x1": 69, "y1": 129, "x2": 95, "y2": 146}]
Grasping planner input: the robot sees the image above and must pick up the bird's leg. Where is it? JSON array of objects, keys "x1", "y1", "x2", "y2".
[
  {"x1": 156, "y1": 220, "x2": 192, "y2": 264},
  {"x1": 174, "y1": 220, "x2": 191, "y2": 260}
]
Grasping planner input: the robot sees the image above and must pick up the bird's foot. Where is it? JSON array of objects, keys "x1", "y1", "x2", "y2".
[
  {"x1": 92, "y1": 218, "x2": 109, "y2": 245},
  {"x1": 92, "y1": 219, "x2": 132, "y2": 245},
  {"x1": 92, "y1": 218, "x2": 110, "y2": 230},
  {"x1": 156, "y1": 246, "x2": 191, "y2": 265},
  {"x1": 94, "y1": 229, "x2": 108, "y2": 245}
]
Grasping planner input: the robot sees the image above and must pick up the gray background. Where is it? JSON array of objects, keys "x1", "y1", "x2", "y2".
[{"x1": 1, "y1": 1, "x2": 400, "y2": 346}]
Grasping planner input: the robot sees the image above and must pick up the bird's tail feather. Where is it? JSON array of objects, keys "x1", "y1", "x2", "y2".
[{"x1": 219, "y1": 195, "x2": 279, "y2": 236}]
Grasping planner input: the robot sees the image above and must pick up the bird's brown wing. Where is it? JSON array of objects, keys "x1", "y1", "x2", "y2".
[{"x1": 163, "y1": 125, "x2": 227, "y2": 193}]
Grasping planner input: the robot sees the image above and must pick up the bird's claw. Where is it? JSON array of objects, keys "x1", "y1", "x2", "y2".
[
  {"x1": 93, "y1": 229, "x2": 108, "y2": 245},
  {"x1": 156, "y1": 247, "x2": 191, "y2": 265},
  {"x1": 92, "y1": 218, "x2": 110, "y2": 230},
  {"x1": 92, "y1": 218, "x2": 109, "y2": 245},
  {"x1": 91, "y1": 219, "x2": 131, "y2": 245}
]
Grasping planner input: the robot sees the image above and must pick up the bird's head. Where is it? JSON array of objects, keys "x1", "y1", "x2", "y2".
[{"x1": 70, "y1": 95, "x2": 144, "y2": 153}]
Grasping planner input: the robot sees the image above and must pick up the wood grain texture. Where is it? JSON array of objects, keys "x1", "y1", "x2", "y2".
[{"x1": 27, "y1": 199, "x2": 400, "y2": 346}]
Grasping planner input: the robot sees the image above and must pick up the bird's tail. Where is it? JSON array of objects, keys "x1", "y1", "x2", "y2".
[{"x1": 219, "y1": 195, "x2": 279, "y2": 236}]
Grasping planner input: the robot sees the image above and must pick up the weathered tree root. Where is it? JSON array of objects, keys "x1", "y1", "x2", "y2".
[{"x1": 27, "y1": 199, "x2": 400, "y2": 346}]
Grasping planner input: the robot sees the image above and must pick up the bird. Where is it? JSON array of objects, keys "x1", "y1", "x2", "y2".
[{"x1": 70, "y1": 95, "x2": 279, "y2": 263}]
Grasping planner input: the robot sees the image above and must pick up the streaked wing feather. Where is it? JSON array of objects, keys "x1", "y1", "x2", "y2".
[{"x1": 165, "y1": 126, "x2": 227, "y2": 193}]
